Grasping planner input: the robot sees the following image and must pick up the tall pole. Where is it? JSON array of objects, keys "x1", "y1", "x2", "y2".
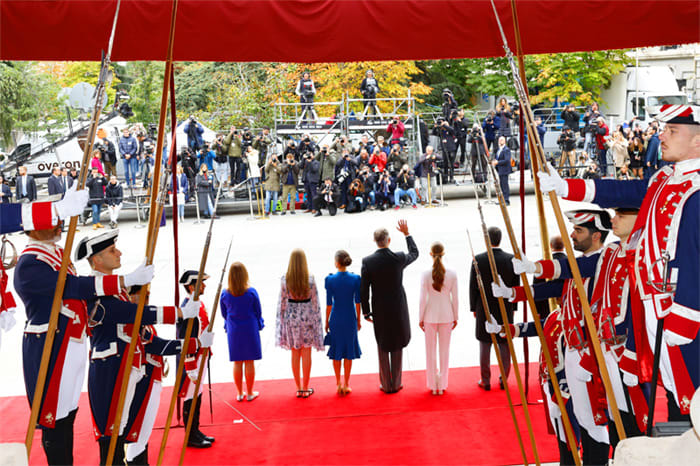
[
  {"x1": 467, "y1": 231, "x2": 529, "y2": 466},
  {"x1": 24, "y1": 1, "x2": 122, "y2": 458},
  {"x1": 490, "y1": 0, "x2": 627, "y2": 440}
]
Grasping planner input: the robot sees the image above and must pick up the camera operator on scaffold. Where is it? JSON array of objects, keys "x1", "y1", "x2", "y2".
[
  {"x1": 295, "y1": 71, "x2": 318, "y2": 125},
  {"x1": 360, "y1": 69, "x2": 381, "y2": 119}
]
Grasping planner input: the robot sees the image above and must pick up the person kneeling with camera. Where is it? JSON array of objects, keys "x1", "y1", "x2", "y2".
[
  {"x1": 393, "y1": 165, "x2": 417, "y2": 210},
  {"x1": 345, "y1": 178, "x2": 366, "y2": 214},
  {"x1": 313, "y1": 178, "x2": 340, "y2": 217}
]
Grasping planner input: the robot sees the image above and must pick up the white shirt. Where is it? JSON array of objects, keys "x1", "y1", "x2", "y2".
[{"x1": 419, "y1": 268, "x2": 459, "y2": 324}]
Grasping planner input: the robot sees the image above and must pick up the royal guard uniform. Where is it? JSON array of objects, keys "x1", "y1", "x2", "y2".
[
  {"x1": 177, "y1": 270, "x2": 215, "y2": 448},
  {"x1": 504, "y1": 308, "x2": 582, "y2": 465},
  {"x1": 546, "y1": 104, "x2": 700, "y2": 421},
  {"x1": 497, "y1": 209, "x2": 611, "y2": 464},
  {"x1": 74, "y1": 231, "x2": 194, "y2": 466},
  {"x1": 14, "y1": 238, "x2": 124, "y2": 465}
]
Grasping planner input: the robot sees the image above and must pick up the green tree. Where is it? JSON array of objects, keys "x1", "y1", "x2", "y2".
[
  {"x1": 59, "y1": 61, "x2": 120, "y2": 107},
  {"x1": 0, "y1": 61, "x2": 65, "y2": 150},
  {"x1": 124, "y1": 61, "x2": 165, "y2": 124}
]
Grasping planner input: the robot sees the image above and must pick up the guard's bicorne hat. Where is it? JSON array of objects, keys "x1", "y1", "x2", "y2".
[
  {"x1": 179, "y1": 270, "x2": 210, "y2": 287},
  {"x1": 75, "y1": 230, "x2": 119, "y2": 261},
  {"x1": 654, "y1": 104, "x2": 700, "y2": 125},
  {"x1": 565, "y1": 209, "x2": 612, "y2": 231}
]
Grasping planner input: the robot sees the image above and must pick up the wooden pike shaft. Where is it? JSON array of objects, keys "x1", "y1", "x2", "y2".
[
  {"x1": 467, "y1": 231, "x2": 529, "y2": 466},
  {"x1": 484, "y1": 158, "x2": 582, "y2": 466},
  {"x1": 157, "y1": 183, "x2": 224, "y2": 465},
  {"x1": 178, "y1": 237, "x2": 233, "y2": 465},
  {"x1": 25, "y1": 2, "x2": 122, "y2": 458}
]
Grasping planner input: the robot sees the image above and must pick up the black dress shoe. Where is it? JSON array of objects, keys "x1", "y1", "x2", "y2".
[
  {"x1": 196, "y1": 430, "x2": 215, "y2": 443},
  {"x1": 187, "y1": 436, "x2": 212, "y2": 448},
  {"x1": 499, "y1": 379, "x2": 505, "y2": 390},
  {"x1": 477, "y1": 380, "x2": 491, "y2": 391},
  {"x1": 314, "y1": 212, "x2": 322, "y2": 217}
]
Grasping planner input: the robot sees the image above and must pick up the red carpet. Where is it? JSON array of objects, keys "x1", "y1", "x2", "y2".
[{"x1": 2, "y1": 363, "x2": 658, "y2": 465}]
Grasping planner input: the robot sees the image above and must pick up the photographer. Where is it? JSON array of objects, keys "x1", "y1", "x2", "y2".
[
  {"x1": 181, "y1": 147, "x2": 198, "y2": 199},
  {"x1": 368, "y1": 146, "x2": 387, "y2": 173},
  {"x1": 211, "y1": 134, "x2": 230, "y2": 188},
  {"x1": 224, "y1": 126, "x2": 243, "y2": 185},
  {"x1": 441, "y1": 88, "x2": 458, "y2": 121},
  {"x1": 105, "y1": 175, "x2": 123, "y2": 229},
  {"x1": 355, "y1": 148, "x2": 371, "y2": 169},
  {"x1": 313, "y1": 178, "x2": 340, "y2": 217},
  {"x1": 374, "y1": 170, "x2": 393, "y2": 210},
  {"x1": 494, "y1": 97, "x2": 512, "y2": 138},
  {"x1": 393, "y1": 164, "x2": 417, "y2": 209},
  {"x1": 295, "y1": 72, "x2": 316, "y2": 122},
  {"x1": 358, "y1": 134, "x2": 374, "y2": 155},
  {"x1": 331, "y1": 134, "x2": 352, "y2": 155},
  {"x1": 334, "y1": 149, "x2": 357, "y2": 209},
  {"x1": 86, "y1": 167, "x2": 107, "y2": 229},
  {"x1": 418, "y1": 145, "x2": 442, "y2": 205},
  {"x1": 481, "y1": 111, "x2": 499, "y2": 152},
  {"x1": 298, "y1": 134, "x2": 317, "y2": 161},
  {"x1": 96, "y1": 128, "x2": 117, "y2": 177},
  {"x1": 557, "y1": 125, "x2": 577, "y2": 177},
  {"x1": 197, "y1": 143, "x2": 214, "y2": 171},
  {"x1": 560, "y1": 104, "x2": 580, "y2": 133},
  {"x1": 264, "y1": 153, "x2": 282, "y2": 215},
  {"x1": 357, "y1": 164, "x2": 377, "y2": 209},
  {"x1": 345, "y1": 178, "x2": 366, "y2": 213},
  {"x1": 183, "y1": 116, "x2": 204, "y2": 152},
  {"x1": 300, "y1": 151, "x2": 320, "y2": 212},
  {"x1": 141, "y1": 140, "x2": 155, "y2": 189},
  {"x1": 280, "y1": 153, "x2": 300, "y2": 215},
  {"x1": 582, "y1": 102, "x2": 602, "y2": 153},
  {"x1": 360, "y1": 70, "x2": 380, "y2": 115},
  {"x1": 386, "y1": 117, "x2": 405, "y2": 147},
  {"x1": 386, "y1": 144, "x2": 407, "y2": 176},
  {"x1": 468, "y1": 124, "x2": 488, "y2": 183},
  {"x1": 315, "y1": 143, "x2": 338, "y2": 182},
  {"x1": 453, "y1": 109, "x2": 469, "y2": 166},
  {"x1": 252, "y1": 127, "x2": 273, "y2": 163},
  {"x1": 593, "y1": 116, "x2": 610, "y2": 175},
  {"x1": 432, "y1": 118, "x2": 457, "y2": 184},
  {"x1": 241, "y1": 128, "x2": 254, "y2": 156}
]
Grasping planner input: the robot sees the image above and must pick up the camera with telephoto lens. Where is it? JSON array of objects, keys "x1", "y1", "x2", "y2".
[{"x1": 470, "y1": 126, "x2": 481, "y2": 138}]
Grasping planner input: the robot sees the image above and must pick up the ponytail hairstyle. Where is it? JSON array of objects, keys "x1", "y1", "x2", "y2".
[
  {"x1": 431, "y1": 242, "x2": 446, "y2": 291},
  {"x1": 334, "y1": 250, "x2": 352, "y2": 268}
]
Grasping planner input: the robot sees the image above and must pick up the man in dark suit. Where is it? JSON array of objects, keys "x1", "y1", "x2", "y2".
[
  {"x1": 15, "y1": 165, "x2": 37, "y2": 202},
  {"x1": 492, "y1": 136, "x2": 511, "y2": 205},
  {"x1": 47, "y1": 167, "x2": 64, "y2": 197},
  {"x1": 469, "y1": 226, "x2": 519, "y2": 390},
  {"x1": 361, "y1": 219, "x2": 419, "y2": 393}
]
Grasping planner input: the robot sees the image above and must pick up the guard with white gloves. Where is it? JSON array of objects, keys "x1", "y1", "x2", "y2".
[
  {"x1": 491, "y1": 278, "x2": 515, "y2": 300},
  {"x1": 54, "y1": 184, "x2": 90, "y2": 220},
  {"x1": 198, "y1": 328, "x2": 215, "y2": 348},
  {"x1": 485, "y1": 320, "x2": 503, "y2": 335},
  {"x1": 180, "y1": 298, "x2": 201, "y2": 320},
  {"x1": 537, "y1": 162, "x2": 569, "y2": 197},
  {"x1": 122, "y1": 261, "x2": 155, "y2": 289},
  {"x1": 512, "y1": 256, "x2": 541, "y2": 276}
]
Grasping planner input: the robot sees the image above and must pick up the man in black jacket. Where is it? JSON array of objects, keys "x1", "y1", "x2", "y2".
[
  {"x1": 469, "y1": 226, "x2": 519, "y2": 390},
  {"x1": 313, "y1": 178, "x2": 339, "y2": 216},
  {"x1": 560, "y1": 105, "x2": 580, "y2": 133},
  {"x1": 433, "y1": 119, "x2": 457, "y2": 183},
  {"x1": 47, "y1": 167, "x2": 64, "y2": 197},
  {"x1": 557, "y1": 125, "x2": 578, "y2": 177},
  {"x1": 492, "y1": 137, "x2": 512, "y2": 205},
  {"x1": 299, "y1": 152, "x2": 320, "y2": 212},
  {"x1": 453, "y1": 109, "x2": 469, "y2": 166},
  {"x1": 361, "y1": 220, "x2": 419, "y2": 393}
]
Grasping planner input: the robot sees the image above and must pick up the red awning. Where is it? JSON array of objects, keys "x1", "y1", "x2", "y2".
[{"x1": 1, "y1": 0, "x2": 698, "y2": 62}]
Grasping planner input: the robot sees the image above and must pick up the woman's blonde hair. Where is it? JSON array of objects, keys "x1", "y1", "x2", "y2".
[
  {"x1": 227, "y1": 262, "x2": 249, "y2": 297},
  {"x1": 431, "y1": 242, "x2": 446, "y2": 292},
  {"x1": 286, "y1": 249, "x2": 310, "y2": 298},
  {"x1": 498, "y1": 97, "x2": 511, "y2": 113}
]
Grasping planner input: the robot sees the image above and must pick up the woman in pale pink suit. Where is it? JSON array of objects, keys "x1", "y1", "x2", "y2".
[{"x1": 419, "y1": 242, "x2": 458, "y2": 395}]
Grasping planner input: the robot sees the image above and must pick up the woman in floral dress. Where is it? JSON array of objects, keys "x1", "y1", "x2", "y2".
[{"x1": 276, "y1": 248, "x2": 323, "y2": 398}]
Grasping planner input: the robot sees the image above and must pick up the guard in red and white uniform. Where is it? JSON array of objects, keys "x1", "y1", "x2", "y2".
[
  {"x1": 539, "y1": 104, "x2": 700, "y2": 421},
  {"x1": 492, "y1": 209, "x2": 612, "y2": 465},
  {"x1": 177, "y1": 269, "x2": 216, "y2": 449},
  {"x1": 14, "y1": 220, "x2": 153, "y2": 465},
  {"x1": 74, "y1": 231, "x2": 203, "y2": 466}
]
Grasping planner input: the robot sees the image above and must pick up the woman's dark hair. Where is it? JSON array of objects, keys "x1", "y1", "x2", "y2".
[
  {"x1": 335, "y1": 250, "x2": 352, "y2": 267},
  {"x1": 431, "y1": 242, "x2": 445, "y2": 292}
]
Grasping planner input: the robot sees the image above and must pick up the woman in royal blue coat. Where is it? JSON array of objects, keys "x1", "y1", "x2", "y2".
[
  {"x1": 324, "y1": 250, "x2": 362, "y2": 395},
  {"x1": 220, "y1": 262, "x2": 264, "y2": 402}
]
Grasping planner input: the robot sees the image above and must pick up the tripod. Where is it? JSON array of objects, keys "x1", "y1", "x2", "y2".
[
  {"x1": 297, "y1": 96, "x2": 318, "y2": 126},
  {"x1": 360, "y1": 99, "x2": 382, "y2": 119}
]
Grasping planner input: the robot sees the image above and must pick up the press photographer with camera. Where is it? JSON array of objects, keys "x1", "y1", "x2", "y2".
[
  {"x1": 264, "y1": 153, "x2": 282, "y2": 215},
  {"x1": 418, "y1": 145, "x2": 441, "y2": 205},
  {"x1": 295, "y1": 72, "x2": 317, "y2": 122},
  {"x1": 298, "y1": 134, "x2": 317, "y2": 161},
  {"x1": 494, "y1": 97, "x2": 512, "y2": 138},
  {"x1": 313, "y1": 178, "x2": 340, "y2": 217},
  {"x1": 280, "y1": 153, "x2": 300, "y2": 215},
  {"x1": 95, "y1": 128, "x2": 117, "y2": 178},
  {"x1": 557, "y1": 125, "x2": 577, "y2": 177},
  {"x1": 394, "y1": 164, "x2": 417, "y2": 209},
  {"x1": 560, "y1": 104, "x2": 580, "y2": 133},
  {"x1": 369, "y1": 146, "x2": 387, "y2": 173},
  {"x1": 387, "y1": 117, "x2": 405, "y2": 147},
  {"x1": 180, "y1": 147, "x2": 198, "y2": 199},
  {"x1": 315, "y1": 143, "x2": 338, "y2": 182},
  {"x1": 345, "y1": 178, "x2": 366, "y2": 213},
  {"x1": 360, "y1": 70, "x2": 380, "y2": 115},
  {"x1": 481, "y1": 111, "x2": 499, "y2": 152},
  {"x1": 183, "y1": 116, "x2": 205, "y2": 152},
  {"x1": 453, "y1": 109, "x2": 469, "y2": 166},
  {"x1": 582, "y1": 102, "x2": 602, "y2": 154},
  {"x1": 335, "y1": 149, "x2": 357, "y2": 209},
  {"x1": 331, "y1": 135, "x2": 352, "y2": 155},
  {"x1": 300, "y1": 151, "x2": 320, "y2": 213},
  {"x1": 212, "y1": 134, "x2": 230, "y2": 188},
  {"x1": 432, "y1": 118, "x2": 457, "y2": 184},
  {"x1": 386, "y1": 144, "x2": 407, "y2": 176},
  {"x1": 141, "y1": 140, "x2": 156, "y2": 189},
  {"x1": 592, "y1": 116, "x2": 610, "y2": 175},
  {"x1": 357, "y1": 164, "x2": 377, "y2": 209},
  {"x1": 468, "y1": 124, "x2": 488, "y2": 184},
  {"x1": 441, "y1": 88, "x2": 458, "y2": 121},
  {"x1": 252, "y1": 127, "x2": 273, "y2": 166},
  {"x1": 375, "y1": 170, "x2": 393, "y2": 210},
  {"x1": 224, "y1": 125, "x2": 243, "y2": 185}
]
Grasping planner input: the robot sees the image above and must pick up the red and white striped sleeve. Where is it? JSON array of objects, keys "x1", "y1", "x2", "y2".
[
  {"x1": 93, "y1": 274, "x2": 121, "y2": 296},
  {"x1": 21, "y1": 202, "x2": 58, "y2": 231},
  {"x1": 664, "y1": 302, "x2": 700, "y2": 345},
  {"x1": 565, "y1": 179, "x2": 596, "y2": 203}
]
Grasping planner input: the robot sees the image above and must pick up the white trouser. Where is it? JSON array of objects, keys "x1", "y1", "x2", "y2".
[
  {"x1": 604, "y1": 349, "x2": 630, "y2": 413},
  {"x1": 125, "y1": 380, "x2": 162, "y2": 461},
  {"x1": 57, "y1": 339, "x2": 88, "y2": 421},
  {"x1": 543, "y1": 382, "x2": 567, "y2": 443},
  {"x1": 420, "y1": 175, "x2": 437, "y2": 203},
  {"x1": 108, "y1": 203, "x2": 122, "y2": 224},
  {"x1": 119, "y1": 367, "x2": 144, "y2": 435},
  {"x1": 424, "y1": 322, "x2": 452, "y2": 390},
  {"x1": 184, "y1": 358, "x2": 204, "y2": 401},
  {"x1": 643, "y1": 299, "x2": 677, "y2": 406},
  {"x1": 564, "y1": 348, "x2": 609, "y2": 444}
]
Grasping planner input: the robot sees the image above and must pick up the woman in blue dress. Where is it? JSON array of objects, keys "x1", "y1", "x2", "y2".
[
  {"x1": 220, "y1": 262, "x2": 264, "y2": 402},
  {"x1": 324, "y1": 250, "x2": 362, "y2": 395}
]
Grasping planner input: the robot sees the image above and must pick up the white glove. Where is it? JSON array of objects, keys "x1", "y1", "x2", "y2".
[
  {"x1": 181, "y1": 299, "x2": 200, "y2": 320},
  {"x1": 54, "y1": 184, "x2": 89, "y2": 220},
  {"x1": 574, "y1": 364, "x2": 592, "y2": 383},
  {"x1": 512, "y1": 256, "x2": 538, "y2": 275},
  {"x1": 0, "y1": 310, "x2": 16, "y2": 332},
  {"x1": 663, "y1": 329, "x2": 688, "y2": 347},
  {"x1": 537, "y1": 163, "x2": 568, "y2": 197},
  {"x1": 491, "y1": 278, "x2": 514, "y2": 300},
  {"x1": 123, "y1": 261, "x2": 155, "y2": 288},
  {"x1": 199, "y1": 329, "x2": 215, "y2": 348},
  {"x1": 622, "y1": 372, "x2": 639, "y2": 387},
  {"x1": 485, "y1": 320, "x2": 502, "y2": 335},
  {"x1": 549, "y1": 402, "x2": 562, "y2": 419}
]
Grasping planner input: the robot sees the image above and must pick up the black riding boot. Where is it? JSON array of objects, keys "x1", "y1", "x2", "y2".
[
  {"x1": 125, "y1": 444, "x2": 150, "y2": 466},
  {"x1": 183, "y1": 398, "x2": 211, "y2": 448},
  {"x1": 193, "y1": 394, "x2": 215, "y2": 443}
]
